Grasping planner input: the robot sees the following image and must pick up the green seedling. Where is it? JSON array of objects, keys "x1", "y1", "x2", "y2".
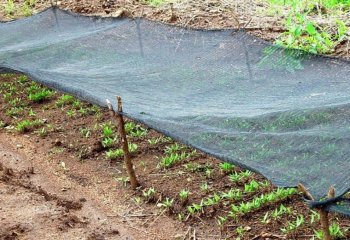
[
  {"x1": 202, "y1": 193, "x2": 221, "y2": 206},
  {"x1": 229, "y1": 170, "x2": 251, "y2": 182},
  {"x1": 221, "y1": 189, "x2": 242, "y2": 201},
  {"x1": 56, "y1": 94, "x2": 75, "y2": 107},
  {"x1": 128, "y1": 143, "x2": 138, "y2": 153},
  {"x1": 106, "y1": 148, "x2": 124, "y2": 160},
  {"x1": 102, "y1": 125, "x2": 114, "y2": 138},
  {"x1": 187, "y1": 203, "x2": 203, "y2": 215},
  {"x1": 66, "y1": 109, "x2": 76, "y2": 117},
  {"x1": 28, "y1": 108, "x2": 36, "y2": 116},
  {"x1": 272, "y1": 204, "x2": 292, "y2": 219},
  {"x1": 80, "y1": 127, "x2": 91, "y2": 138},
  {"x1": 36, "y1": 127, "x2": 47, "y2": 137},
  {"x1": 157, "y1": 198, "x2": 174, "y2": 209},
  {"x1": 159, "y1": 152, "x2": 187, "y2": 168},
  {"x1": 115, "y1": 176, "x2": 130, "y2": 187},
  {"x1": 329, "y1": 222, "x2": 345, "y2": 238},
  {"x1": 200, "y1": 182, "x2": 210, "y2": 192},
  {"x1": 142, "y1": 187, "x2": 156, "y2": 201},
  {"x1": 165, "y1": 143, "x2": 184, "y2": 154},
  {"x1": 219, "y1": 162, "x2": 235, "y2": 173},
  {"x1": 179, "y1": 189, "x2": 190, "y2": 201},
  {"x1": 28, "y1": 89, "x2": 52, "y2": 102},
  {"x1": 4, "y1": 0, "x2": 15, "y2": 16},
  {"x1": 102, "y1": 137, "x2": 116, "y2": 148},
  {"x1": 148, "y1": 137, "x2": 161, "y2": 145},
  {"x1": 281, "y1": 215, "x2": 305, "y2": 233},
  {"x1": 16, "y1": 119, "x2": 42, "y2": 132},
  {"x1": 6, "y1": 106, "x2": 24, "y2": 117},
  {"x1": 244, "y1": 180, "x2": 260, "y2": 193},
  {"x1": 217, "y1": 216, "x2": 228, "y2": 227},
  {"x1": 125, "y1": 122, "x2": 148, "y2": 138}
]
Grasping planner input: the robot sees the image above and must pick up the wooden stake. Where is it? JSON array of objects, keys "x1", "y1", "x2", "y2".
[
  {"x1": 298, "y1": 183, "x2": 333, "y2": 240},
  {"x1": 106, "y1": 98, "x2": 139, "y2": 190}
]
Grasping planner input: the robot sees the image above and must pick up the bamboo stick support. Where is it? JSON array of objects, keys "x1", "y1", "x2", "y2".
[
  {"x1": 106, "y1": 98, "x2": 139, "y2": 190},
  {"x1": 298, "y1": 183, "x2": 333, "y2": 240}
]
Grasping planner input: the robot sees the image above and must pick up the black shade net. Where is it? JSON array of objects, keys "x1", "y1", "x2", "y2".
[{"x1": 1, "y1": 7, "x2": 350, "y2": 213}]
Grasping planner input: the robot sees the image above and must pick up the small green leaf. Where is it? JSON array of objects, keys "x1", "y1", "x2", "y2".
[{"x1": 306, "y1": 23, "x2": 317, "y2": 35}]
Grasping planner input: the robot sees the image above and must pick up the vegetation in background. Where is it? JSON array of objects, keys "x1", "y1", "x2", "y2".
[{"x1": 268, "y1": 0, "x2": 349, "y2": 54}]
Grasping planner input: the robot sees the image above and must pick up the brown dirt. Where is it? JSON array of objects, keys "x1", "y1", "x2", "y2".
[{"x1": 0, "y1": 129, "x2": 184, "y2": 239}]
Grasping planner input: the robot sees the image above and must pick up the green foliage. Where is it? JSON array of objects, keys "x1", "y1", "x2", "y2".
[
  {"x1": 159, "y1": 151, "x2": 187, "y2": 168},
  {"x1": 106, "y1": 148, "x2": 124, "y2": 160},
  {"x1": 142, "y1": 187, "x2": 156, "y2": 201},
  {"x1": 219, "y1": 162, "x2": 235, "y2": 173},
  {"x1": 4, "y1": 0, "x2": 15, "y2": 16},
  {"x1": 79, "y1": 127, "x2": 91, "y2": 138},
  {"x1": 229, "y1": 188, "x2": 297, "y2": 217},
  {"x1": 273, "y1": 0, "x2": 349, "y2": 54},
  {"x1": 128, "y1": 142, "x2": 138, "y2": 153},
  {"x1": 125, "y1": 122, "x2": 148, "y2": 138},
  {"x1": 56, "y1": 94, "x2": 75, "y2": 107},
  {"x1": 16, "y1": 119, "x2": 42, "y2": 132},
  {"x1": 281, "y1": 215, "x2": 305, "y2": 233},
  {"x1": 102, "y1": 137, "x2": 116, "y2": 148},
  {"x1": 28, "y1": 89, "x2": 52, "y2": 102},
  {"x1": 229, "y1": 170, "x2": 252, "y2": 182},
  {"x1": 179, "y1": 189, "x2": 190, "y2": 201},
  {"x1": 157, "y1": 197, "x2": 174, "y2": 209},
  {"x1": 144, "y1": 0, "x2": 167, "y2": 6},
  {"x1": 221, "y1": 189, "x2": 242, "y2": 201}
]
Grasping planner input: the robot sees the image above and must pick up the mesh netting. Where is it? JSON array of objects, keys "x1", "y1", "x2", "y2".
[{"x1": 1, "y1": 7, "x2": 350, "y2": 213}]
